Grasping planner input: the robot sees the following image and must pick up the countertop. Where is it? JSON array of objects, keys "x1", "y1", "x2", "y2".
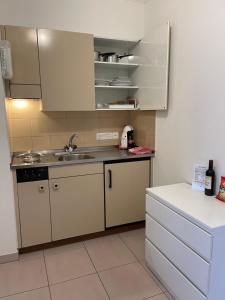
[
  {"x1": 11, "y1": 146, "x2": 153, "y2": 169},
  {"x1": 147, "y1": 183, "x2": 225, "y2": 232}
]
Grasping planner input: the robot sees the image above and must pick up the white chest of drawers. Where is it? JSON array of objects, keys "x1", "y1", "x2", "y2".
[{"x1": 145, "y1": 183, "x2": 225, "y2": 300}]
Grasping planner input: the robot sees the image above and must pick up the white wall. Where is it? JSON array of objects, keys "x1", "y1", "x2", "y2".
[
  {"x1": 0, "y1": 73, "x2": 18, "y2": 256},
  {"x1": 145, "y1": 0, "x2": 225, "y2": 190},
  {"x1": 0, "y1": 0, "x2": 144, "y2": 41}
]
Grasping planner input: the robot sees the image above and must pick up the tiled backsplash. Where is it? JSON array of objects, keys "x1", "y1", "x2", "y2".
[
  {"x1": 130, "y1": 111, "x2": 155, "y2": 149},
  {"x1": 6, "y1": 99, "x2": 155, "y2": 152}
]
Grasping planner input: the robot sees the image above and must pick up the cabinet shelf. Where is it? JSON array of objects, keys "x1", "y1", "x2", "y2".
[
  {"x1": 96, "y1": 108, "x2": 139, "y2": 111},
  {"x1": 95, "y1": 61, "x2": 139, "y2": 68},
  {"x1": 95, "y1": 85, "x2": 139, "y2": 89}
]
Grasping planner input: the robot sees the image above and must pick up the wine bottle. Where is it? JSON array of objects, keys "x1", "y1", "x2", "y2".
[{"x1": 205, "y1": 160, "x2": 215, "y2": 196}]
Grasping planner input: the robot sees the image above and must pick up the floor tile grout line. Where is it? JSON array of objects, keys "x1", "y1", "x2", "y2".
[
  {"x1": 117, "y1": 232, "x2": 144, "y2": 262},
  {"x1": 82, "y1": 241, "x2": 111, "y2": 300},
  {"x1": 139, "y1": 261, "x2": 167, "y2": 293},
  {"x1": 96, "y1": 274, "x2": 111, "y2": 300},
  {"x1": 139, "y1": 260, "x2": 169, "y2": 294},
  {"x1": 31, "y1": 242, "x2": 138, "y2": 289},
  {"x1": 118, "y1": 232, "x2": 168, "y2": 295},
  {"x1": 42, "y1": 242, "x2": 97, "y2": 289},
  {"x1": 43, "y1": 242, "x2": 97, "y2": 287},
  {"x1": 136, "y1": 261, "x2": 166, "y2": 296},
  {"x1": 0, "y1": 250, "x2": 49, "y2": 299},
  {"x1": 48, "y1": 271, "x2": 97, "y2": 288},
  {"x1": 44, "y1": 260, "x2": 139, "y2": 289},
  {"x1": 43, "y1": 250, "x2": 53, "y2": 300},
  {"x1": 118, "y1": 231, "x2": 167, "y2": 290},
  {"x1": 117, "y1": 233, "x2": 163, "y2": 285},
  {"x1": 98, "y1": 260, "x2": 142, "y2": 273},
  {"x1": 0, "y1": 285, "x2": 49, "y2": 299},
  {"x1": 42, "y1": 250, "x2": 49, "y2": 285},
  {"x1": 82, "y1": 231, "x2": 167, "y2": 298},
  {"x1": 83, "y1": 237, "x2": 137, "y2": 272},
  {"x1": 83, "y1": 235, "x2": 165, "y2": 300},
  {"x1": 141, "y1": 290, "x2": 165, "y2": 300},
  {"x1": 48, "y1": 286, "x2": 53, "y2": 300}
]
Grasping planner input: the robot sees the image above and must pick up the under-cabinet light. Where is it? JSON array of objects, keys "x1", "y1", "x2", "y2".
[{"x1": 12, "y1": 99, "x2": 28, "y2": 109}]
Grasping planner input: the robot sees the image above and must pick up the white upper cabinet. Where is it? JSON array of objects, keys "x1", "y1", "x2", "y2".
[
  {"x1": 133, "y1": 22, "x2": 170, "y2": 110},
  {"x1": 94, "y1": 22, "x2": 170, "y2": 111}
]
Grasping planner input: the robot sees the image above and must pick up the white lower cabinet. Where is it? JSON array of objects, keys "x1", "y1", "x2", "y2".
[
  {"x1": 18, "y1": 180, "x2": 51, "y2": 247},
  {"x1": 145, "y1": 239, "x2": 206, "y2": 300},
  {"x1": 50, "y1": 173, "x2": 104, "y2": 241},
  {"x1": 146, "y1": 215, "x2": 209, "y2": 294},
  {"x1": 146, "y1": 195, "x2": 212, "y2": 261},
  {"x1": 146, "y1": 183, "x2": 225, "y2": 300}
]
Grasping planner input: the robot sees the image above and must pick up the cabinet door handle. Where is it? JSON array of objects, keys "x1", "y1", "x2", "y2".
[
  {"x1": 108, "y1": 169, "x2": 112, "y2": 188},
  {"x1": 39, "y1": 185, "x2": 45, "y2": 192},
  {"x1": 52, "y1": 183, "x2": 60, "y2": 190}
]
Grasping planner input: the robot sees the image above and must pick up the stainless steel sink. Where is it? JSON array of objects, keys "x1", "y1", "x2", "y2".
[{"x1": 56, "y1": 153, "x2": 95, "y2": 161}]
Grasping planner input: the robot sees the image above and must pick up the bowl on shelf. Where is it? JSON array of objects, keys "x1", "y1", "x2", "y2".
[{"x1": 109, "y1": 76, "x2": 133, "y2": 86}]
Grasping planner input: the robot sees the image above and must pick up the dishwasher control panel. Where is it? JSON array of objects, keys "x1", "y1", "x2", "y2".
[{"x1": 16, "y1": 167, "x2": 49, "y2": 183}]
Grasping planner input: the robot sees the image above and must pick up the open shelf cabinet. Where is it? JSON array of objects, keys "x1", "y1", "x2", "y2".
[{"x1": 94, "y1": 21, "x2": 170, "y2": 111}]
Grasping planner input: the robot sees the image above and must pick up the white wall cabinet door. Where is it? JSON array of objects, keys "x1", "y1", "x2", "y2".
[
  {"x1": 105, "y1": 160, "x2": 150, "y2": 227},
  {"x1": 132, "y1": 22, "x2": 170, "y2": 110}
]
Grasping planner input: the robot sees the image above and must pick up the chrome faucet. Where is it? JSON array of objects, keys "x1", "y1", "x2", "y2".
[{"x1": 64, "y1": 133, "x2": 78, "y2": 152}]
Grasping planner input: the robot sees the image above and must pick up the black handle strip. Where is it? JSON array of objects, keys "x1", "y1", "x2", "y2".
[{"x1": 108, "y1": 169, "x2": 112, "y2": 188}]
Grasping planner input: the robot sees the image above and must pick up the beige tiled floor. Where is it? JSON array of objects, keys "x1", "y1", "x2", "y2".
[
  {"x1": 0, "y1": 251, "x2": 48, "y2": 298},
  {"x1": 99, "y1": 262, "x2": 162, "y2": 300},
  {"x1": 44, "y1": 242, "x2": 95, "y2": 284},
  {"x1": 84, "y1": 234, "x2": 137, "y2": 271},
  {"x1": 119, "y1": 228, "x2": 145, "y2": 260},
  {"x1": 0, "y1": 229, "x2": 174, "y2": 300}
]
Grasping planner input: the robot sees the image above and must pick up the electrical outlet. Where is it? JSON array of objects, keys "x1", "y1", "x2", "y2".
[{"x1": 96, "y1": 132, "x2": 119, "y2": 140}]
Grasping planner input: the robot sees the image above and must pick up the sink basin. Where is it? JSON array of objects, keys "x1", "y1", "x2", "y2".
[{"x1": 56, "y1": 153, "x2": 95, "y2": 161}]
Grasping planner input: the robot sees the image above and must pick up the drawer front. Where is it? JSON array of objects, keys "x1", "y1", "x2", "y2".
[
  {"x1": 146, "y1": 214, "x2": 210, "y2": 294},
  {"x1": 146, "y1": 195, "x2": 212, "y2": 261},
  {"x1": 145, "y1": 239, "x2": 206, "y2": 300},
  {"x1": 49, "y1": 163, "x2": 103, "y2": 178}
]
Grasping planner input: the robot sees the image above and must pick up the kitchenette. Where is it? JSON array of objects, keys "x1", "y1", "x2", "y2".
[
  {"x1": 0, "y1": 23, "x2": 169, "y2": 250},
  {"x1": 12, "y1": 145, "x2": 152, "y2": 249},
  {"x1": 1, "y1": 1, "x2": 225, "y2": 300}
]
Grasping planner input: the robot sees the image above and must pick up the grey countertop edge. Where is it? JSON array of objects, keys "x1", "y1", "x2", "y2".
[{"x1": 11, "y1": 153, "x2": 154, "y2": 169}]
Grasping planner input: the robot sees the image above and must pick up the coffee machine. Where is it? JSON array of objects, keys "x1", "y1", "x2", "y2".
[{"x1": 120, "y1": 125, "x2": 136, "y2": 149}]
